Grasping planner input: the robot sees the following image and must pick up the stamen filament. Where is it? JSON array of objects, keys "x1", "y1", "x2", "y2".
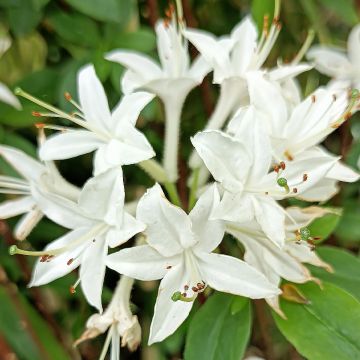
[
  {"x1": 292, "y1": 28, "x2": 315, "y2": 64},
  {"x1": 9, "y1": 223, "x2": 108, "y2": 257}
]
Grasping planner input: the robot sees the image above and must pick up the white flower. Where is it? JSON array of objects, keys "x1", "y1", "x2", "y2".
[
  {"x1": 185, "y1": 16, "x2": 311, "y2": 169},
  {"x1": 75, "y1": 276, "x2": 141, "y2": 360},
  {"x1": 106, "y1": 18, "x2": 209, "y2": 104},
  {"x1": 106, "y1": 16, "x2": 210, "y2": 181},
  {"x1": 0, "y1": 145, "x2": 79, "y2": 240},
  {"x1": 37, "y1": 65, "x2": 155, "y2": 176},
  {"x1": 192, "y1": 110, "x2": 337, "y2": 247},
  {"x1": 307, "y1": 24, "x2": 360, "y2": 89},
  {"x1": 227, "y1": 206, "x2": 333, "y2": 317},
  {"x1": 0, "y1": 36, "x2": 21, "y2": 109},
  {"x1": 240, "y1": 73, "x2": 360, "y2": 200},
  {"x1": 106, "y1": 183, "x2": 280, "y2": 344},
  {"x1": 11, "y1": 169, "x2": 145, "y2": 312}
]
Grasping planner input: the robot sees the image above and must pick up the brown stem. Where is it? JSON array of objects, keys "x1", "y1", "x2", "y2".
[
  {"x1": 253, "y1": 299, "x2": 275, "y2": 360},
  {"x1": 339, "y1": 122, "x2": 352, "y2": 159},
  {"x1": 147, "y1": 0, "x2": 159, "y2": 27},
  {"x1": 178, "y1": 151, "x2": 189, "y2": 210}
]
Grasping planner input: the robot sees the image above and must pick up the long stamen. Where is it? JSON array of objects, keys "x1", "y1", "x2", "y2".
[
  {"x1": 291, "y1": 28, "x2": 315, "y2": 64},
  {"x1": 9, "y1": 223, "x2": 107, "y2": 257},
  {"x1": 15, "y1": 88, "x2": 109, "y2": 140}
]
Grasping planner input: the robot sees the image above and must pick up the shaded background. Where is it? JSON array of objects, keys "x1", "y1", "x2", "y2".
[{"x1": 0, "y1": 0, "x2": 359, "y2": 359}]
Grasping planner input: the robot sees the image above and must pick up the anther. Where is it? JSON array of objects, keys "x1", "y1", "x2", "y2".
[
  {"x1": 284, "y1": 151, "x2": 294, "y2": 161},
  {"x1": 32, "y1": 111, "x2": 42, "y2": 117},
  {"x1": 280, "y1": 161, "x2": 286, "y2": 170},
  {"x1": 70, "y1": 286, "x2": 76, "y2": 294},
  {"x1": 311, "y1": 94, "x2": 316, "y2": 103},
  {"x1": 274, "y1": 165, "x2": 280, "y2": 173},
  {"x1": 293, "y1": 187, "x2": 298, "y2": 193},
  {"x1": 67, "y1": 258, "x2": 74, "y2": 266},
  {"x1": 300, "y1": 227, "x2": 311, "y2": 241},
  {"x1": 35, "y1": 123, "x2": 45, "y2": 129},
  {"x1": 192, "y1": 286, "x2": 199, "y2": 293},
  {"x1": 332, "y1": 94, "x2": 337, "y2": 101},
  {"x1": 303, "y1": 174, "x2": 308, "y2": 182},
  {"x1": 166, "y1": 265, "x2": 172, "y2": 269},
  {"x1": 64, "y1": 92, "x2": 72, "y2": 101},
  {"x1": 184, "y1": 285, "x2": 189, "y2": 290}
]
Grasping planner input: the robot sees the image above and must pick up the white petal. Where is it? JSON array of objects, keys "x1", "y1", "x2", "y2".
[
  {"x1": 0, "y1": 83, "x2": 21, "y2": 109},
  {"x1": 190, "y1": 184, "x2": 225, "y2": 253},
  {"x1": 39, "y1": 130, "x2": 102, "y2": 161},
  {"x1": 307, "y1": 46, "x2": 352, "y2": 78},
  {"x1": 14, "y1": 207, "x2": 43, "y2": 240},
  {"x1": 78, "y1": 65, "x2": 112, "y2": 129},
  {"x1": 32, "y1": 186, "x2": 91, "y2": 229},
  {"x1": 0, "y1": 196, "x2": 35, "y2": 218},
  {"x1": 79, "y1": 168, "x2": 124, "y2": 225},
  {"x1": 326, "y1": 160, "x2": 359, "y2": 182},
  {"x1": 111, "y1": 92, "x2": 154, "y2": 128},
  {"x1": 183, "y1": 29, "x2": 233, "y2": 83},
  {"x1": 269, "y1": 63, "x2": 312, "y2": 82},
  {"x1": 148, "y1": 262, "x2": 193, "y2": 344},
  {"x1": 121, "y1": 69, "x2": 146, "y2": 94},
  {"x1": 348, "y1": 24, "x2": 360, "y2": 65},
  {"x1": 285, "y1": 241, "x2": 332, "y2": 271},
  {"x1": 80, "y1": 235, "x2": 108, "y2": 312},
  {"x1": 106, "y1": 50, "x2": 162, "y2": 82},
  {"x1": 212, "y1": 191, "x2": 254, "y2": 223},
  {"x1": 104, "y1": 131, "x2": 155, "y2": 166},
  {"x1": 246, "y1": 72, "x2": 288, "y2": 136},
  {"x1": 188, "y1": 55, "x2": 211, "y2": 83},
  {"x1": 29, "y1": 228, "x2": 89, "y2": 286},
  {"x1": 136, "y1": 184, "x2": 195, "y2": 256},
  {"x1": 230, "y1": 16, "x2": 258, "y2": 75},
  {"x1": 106, "y1": 212, "x2": 145, "y2": 248},
  {"x1": 252, "y1": 195, "x2": 285, "y2": 248},
  {"x1": 297, "y1": 178, "x2": 339, "y2": 202},
  {"x1": 191, "y1": 130, "x2": 251, "y2": 193},
  {"x1": 106, "y1": 245, "x2": 180, "y2": 280},
  {"x1": 197, "y1": 252, "x2": 280, "y2": 298},
  {"x1": 0, "y1": 145, "x2": 44, "y2": 181},
  {"x1": 93, "y1": 145, "x2": 114, "y2": 176}
]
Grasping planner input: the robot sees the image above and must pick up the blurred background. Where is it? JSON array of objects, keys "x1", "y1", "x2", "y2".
[{"x1": 0, "y1": 0, "x2": 359, "y2": 359}]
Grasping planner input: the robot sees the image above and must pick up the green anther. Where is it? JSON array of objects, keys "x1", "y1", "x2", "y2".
[
  {"x1": 14, "y1": 87, "x2": 23, "y2": 96},
  {"x1": 300, "y1": 227, "x2": 311, "y2": 241},
  {"x1": 351, "y1": 89, "x2": 359, "y2": 99},
  {"x1": 9, "y1": 245, "x2": 18, "y2": 255},
  {"x1": 277, "y1": 177, "x2": 288, "y2": 187},
  {"x1": 171, "y1": 291, "x2": 182, "y2": 302}
]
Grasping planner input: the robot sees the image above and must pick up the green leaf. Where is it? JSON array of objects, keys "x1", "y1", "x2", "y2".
[
  {"x1": 335, "y1": 200, "x2": 360, "y2": 243},
  {"x1": 6, "y1": 0, "x2": 42, "y2": 36},
  {"x1": 0, "y1": 286, "x2": 69, "y2": 359},
  {"x1": 308, "y1": 212, "x2": 340, "y2": 243},
  {"x1": 184, "y1": 292, "x2": 251, "y2": 360},
  {"x1": 251, "y1": 0, "x2": 275, "y2": 31},
  {"x1": 273, "y1": 282, "x2": 360, "y2": 360},
  {"x1": 318, "y1": 0, "x2": 359, "y2": 26},
  {"x1": 110, "y1": 28, "x2": 157, "y2": 52},
  {"x1": 309, "y1": 246, "x2": 360, "y2": 300},
  {"x1": 47, "y1": 10, "x2": 101, "y2": 48},
  {"x1": 65, "y1": 0, "x2": 131, "y2": 23}
]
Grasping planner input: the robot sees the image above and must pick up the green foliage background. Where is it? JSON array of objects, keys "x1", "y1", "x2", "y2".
[{"x1": 0, "y1": 0, "x2": 359, "y2": 359}]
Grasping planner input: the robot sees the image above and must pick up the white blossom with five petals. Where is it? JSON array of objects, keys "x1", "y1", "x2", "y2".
[{"x1": 106, "y1": 183, "x2": 280, "y2": 344}]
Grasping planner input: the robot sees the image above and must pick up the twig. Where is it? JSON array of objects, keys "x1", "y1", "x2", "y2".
[{"x1": 253, "y1": 299, "x2": 275, "y2": 360}]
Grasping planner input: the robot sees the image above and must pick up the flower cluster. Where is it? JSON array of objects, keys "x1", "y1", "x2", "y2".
[{"x1": 1, "y1": 2, "x2": 359, "y2": 359}]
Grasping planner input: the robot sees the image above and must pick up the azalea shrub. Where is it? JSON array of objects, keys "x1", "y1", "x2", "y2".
[{"x1": 0, "y1": 0, "x2": 360, "y2": 359}]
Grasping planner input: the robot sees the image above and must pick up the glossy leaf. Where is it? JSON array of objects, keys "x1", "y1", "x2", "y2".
[
  {"x1": 309, "y1": 246, "x2": 360, "y2": 300},
  {"x1": 273, "y1": 282, "x2": 360, "y2": 360},
  {"x1": 335, "y1": 200, "x2": 360, "y2": 243},
  {"x1": 308, "y1": 212, "x2": 340, "y2": 243},
  {"x1": 184, "y1": 292, "x2": 251, "y2": 360}
]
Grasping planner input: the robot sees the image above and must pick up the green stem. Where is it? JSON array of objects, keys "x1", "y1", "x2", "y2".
[
  {"x1": 138, "y1": 159, "x2": 168, "y2": 184},
  {"x1": 188, "y1": 167, "x2": 200, "y2": 211},
  {"x1": 164, "y1": 182, "x2": 181, "y2": 207}
]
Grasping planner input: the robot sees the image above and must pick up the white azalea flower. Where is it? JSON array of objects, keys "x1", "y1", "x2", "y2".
[
  {"x1": 75, "y1": 276, "x2": 141, "y2": 360},
  {"x1": 185, "y1": 13, "x2": 311, "y2": 169},
  {"x1": 106, "y1": 183, "x2": 280, "y2": 344},
  {"x1": 0, "y1": 36, "x2": 21, "y2": 109},
  {"x1": 307, "y1": 24, "x2": 360, "y2": 90},
  {"x1": 192, "y1": 110, "x2": 337, "y2": 247},
  {"x1": 0, "y1": 145, "x2": 79, "y2": 240},
  {"x1": 106, "y1": 15, "x2": 210, "y2": 181},
  {"x1": 11, "y1": 169, "x2": 144, "y2": 312},
  {"x1": 240, "y1": 73, "x2": 360, "y2": 200},
  {"x1": 18, "y1": 65, "x2": 155, "y2": 176},
  {"x1": 227, "y1": 206, "x2": 333, "y2": 317}
]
